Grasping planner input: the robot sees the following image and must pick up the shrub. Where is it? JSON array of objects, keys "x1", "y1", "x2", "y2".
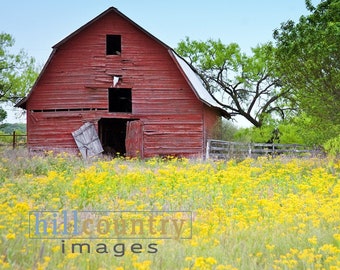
[{"x1": 324, "y1": 134, "x2": 340, "y2": 157}]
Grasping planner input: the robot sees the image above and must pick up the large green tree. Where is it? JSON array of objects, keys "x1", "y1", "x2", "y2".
[
  {"x1": 273, "y1": 0, "x2": 340, "y2": 142},
  {"x1": 176, "y1": 38, "x2": 295, "y2": 127},
  {"x1": 0, "y1": 32, "x2": 38, "y2": 122}
]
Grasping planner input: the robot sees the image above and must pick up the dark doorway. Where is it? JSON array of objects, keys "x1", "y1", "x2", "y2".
[{"x1": 98, "y1": 118, "x2": 128, "y2": 156}]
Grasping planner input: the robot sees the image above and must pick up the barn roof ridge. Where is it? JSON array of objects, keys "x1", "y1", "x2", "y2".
[
  {"x1": 52, "y1": 7, "x2": 171, "y2": 50},
  {"x1": 16, "y1": 7, "x2": 230, "y2": 118}
]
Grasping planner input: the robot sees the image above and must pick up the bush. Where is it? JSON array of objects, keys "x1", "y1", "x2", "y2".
[
  {"x1": 324, "y1": 134, "x2": 340, "y2": 157},
  {"x1": 234, "y1": 122, "x2": 305, "y2": 144},
  {"x1": 0, "y1": 131, "x2": 12, "y2": 144}
]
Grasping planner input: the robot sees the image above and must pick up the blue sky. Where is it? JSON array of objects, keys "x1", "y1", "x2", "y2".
[{"x1": 1, "y1": 0, "x2": 317, "y2": 124}]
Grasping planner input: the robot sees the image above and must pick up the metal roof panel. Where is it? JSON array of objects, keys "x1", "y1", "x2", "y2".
[{"x1": 170, "y1": 50, "x2": 229, "y2": 118}]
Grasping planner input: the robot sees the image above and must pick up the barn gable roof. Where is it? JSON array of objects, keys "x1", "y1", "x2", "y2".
[
  {"x1": 52, "y1": 7, "x2": 170, "y2": 50},
  {"x1": 16, "y1": 7, "x2": 230, "y2": 118}
]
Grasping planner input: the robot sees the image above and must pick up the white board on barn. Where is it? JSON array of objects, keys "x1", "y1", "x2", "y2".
[{"x1": 72, "y1": 122, "x2": 104, "y2": 159}]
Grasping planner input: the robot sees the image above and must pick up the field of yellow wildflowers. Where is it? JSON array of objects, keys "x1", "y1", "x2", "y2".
[{"x1": 0, "y1": 148, "x2": 339, "y2": 269}]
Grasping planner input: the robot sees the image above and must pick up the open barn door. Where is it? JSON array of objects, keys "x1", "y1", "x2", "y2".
[
  {"x1": 125, "y1": 120, "x2": 143, "y2": 158},
  {"x1": 72, "y1": 122, "x2": 104, "y2": 159}
]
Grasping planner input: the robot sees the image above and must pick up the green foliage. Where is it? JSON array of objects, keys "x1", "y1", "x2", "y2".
[
  {"x1": 0, "y1": 122, "x2": 26, "y2": 134},
  {"x1": 176, "y1": 38, "x2": 295, "y2": 127},
  {"x1": 277, "y1": 123, "x2": 305, "y2": 145},
  {"x1": 0, "y1": 32, "x2": 39, "y2": 121},
  {"x1": 324, "y1": 134, "x2": 340, "y2": 157},
  {"x1": 235, "y1": 120, "x2": 306, "y2": 144},
  {"x1": 235, "y1": 126, "x2": 274, "y2": 143},
  {"x1": 0, "y1": 131, "x2": 11, "y2": 143},
  {"x1": 0, "y1": 107, "x2": 6, "y2": 122},
  {"x1": 289, "y1": 113, "x2": 340, "y2": 146},
  {"x1": 0, "y1": 123, "x2": 26, "y2": 144},
  {"x1": 274, "y1": 0, "x2": 340, "y2": 140}
]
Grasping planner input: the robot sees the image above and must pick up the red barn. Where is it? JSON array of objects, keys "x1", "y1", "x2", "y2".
[{"x1": 16, "y1": 7, "x2": 229, "y2": 158}]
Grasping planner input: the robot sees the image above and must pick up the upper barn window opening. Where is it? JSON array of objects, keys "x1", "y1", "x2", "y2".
[
  {"x1": 108, "y1": 88, "x2": 132, "y2": 113},
  {"x1": 106, "y1": 35, "x2": 121, "y2": 55}
]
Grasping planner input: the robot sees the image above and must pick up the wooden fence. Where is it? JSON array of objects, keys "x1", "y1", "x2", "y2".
[
  {"x1": 206, "y1": 139, "x2": 323, "y2": 160},
  {"x1": 0, "y1": 131, "x2": 27, "y2": 149}
]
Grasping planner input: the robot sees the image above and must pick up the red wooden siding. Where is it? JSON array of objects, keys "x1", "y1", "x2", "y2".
[
  {"x1": 27, "y1": 112, "x2": 83, "y2": 152},
  {"x1": 21, "y1": 8, "x2": 225, "y2": 158},
  {"x1": 203, "y1": 106, "x2": 221, "y2": 157}
]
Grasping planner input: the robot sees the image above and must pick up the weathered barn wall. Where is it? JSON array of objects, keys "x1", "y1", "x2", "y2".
[{"x1": 202, "y1": 106, "x2": 221, "y2": 157}]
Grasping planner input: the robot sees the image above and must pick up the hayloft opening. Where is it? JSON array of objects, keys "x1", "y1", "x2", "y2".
[
  {"x1": 108, "y1": 88, "x2": 132, "y2": 113},
  {"x1": 99, "y1": 118, "x2": 127, "y2": 156},
  {"x1": 106, "y1": 35, "x2": 121, "y2": 55}
]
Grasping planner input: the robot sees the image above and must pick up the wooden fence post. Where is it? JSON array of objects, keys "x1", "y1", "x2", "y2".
[
  {"x1": 206, "y1": 139, "x2": 211, "y2": 160},
  {"x1": 12, "y1": 131, "x2": 16, "y2": 149}
]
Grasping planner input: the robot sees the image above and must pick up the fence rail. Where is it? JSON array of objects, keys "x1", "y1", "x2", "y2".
[
  {"x1": 0, "y1": 131, "x2": 27, "y2": 149},
  {"x1": 206, "y1": 139, "x2": 323, "y2": 160}
]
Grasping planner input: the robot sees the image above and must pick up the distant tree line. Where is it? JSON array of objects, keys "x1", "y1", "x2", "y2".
[{"x1": 0, "y1": 123, "x2": 26, "y2": 134}]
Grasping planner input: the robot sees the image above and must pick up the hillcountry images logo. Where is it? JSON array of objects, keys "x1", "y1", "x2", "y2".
[{"x1": 29, "y1": 210, "x2": 192, "y2": 239}]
